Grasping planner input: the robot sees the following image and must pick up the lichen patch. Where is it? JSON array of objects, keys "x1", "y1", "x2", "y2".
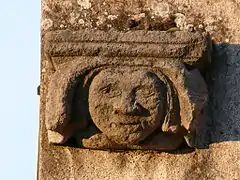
[
  {"x1": 77, "y1": 0, "x2": 91, "y2": 9},
  {"x1": 149, "y1": 1, "x2": 170, "y2": 18}
]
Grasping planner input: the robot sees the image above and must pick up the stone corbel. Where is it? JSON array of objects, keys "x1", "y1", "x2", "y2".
[{"x1": 44, "y1": 30, "x2": 211, "y2": 150}]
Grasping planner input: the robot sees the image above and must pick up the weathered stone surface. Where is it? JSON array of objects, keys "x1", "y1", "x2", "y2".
[
  {"x1": 44, "y1": 30, "x2": 210, "y2": 60},
  {"x1": 44, "y1": 30, "x2": 209, "y2": 151},
  {"x1": 41, "y1": 0, "x2": 240, "y2": 43},
  {"x1": 39, "y1": 0, "x2": 240, "y2": 179}
]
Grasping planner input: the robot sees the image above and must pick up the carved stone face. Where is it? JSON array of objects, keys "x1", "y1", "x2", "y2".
[{"x1": 89, "y1": 67, "x2": 167, "y2": 145}]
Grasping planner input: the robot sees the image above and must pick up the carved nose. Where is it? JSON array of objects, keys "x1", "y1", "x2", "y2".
[{"x1": 113, "y1": 96, "x2": 135, "y2": 115}]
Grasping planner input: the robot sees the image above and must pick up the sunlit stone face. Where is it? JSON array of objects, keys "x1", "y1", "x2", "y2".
[{"x1": 89, "y1": 67, "x2": 167, "y2": 145}]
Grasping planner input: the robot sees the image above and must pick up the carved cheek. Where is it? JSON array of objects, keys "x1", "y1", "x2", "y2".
[
  {"x1": 98, "y1": 98, "x2": 119, "y2": 119},
  {"x1": 90, "y1": 89, "x2": 121, "y2": 127},
  {"x1": 91, "y1": 95, "x2": 112, "y2": 115},
  {"x1": 135, "y1": 88, "x2": 160, "y2": 111}
]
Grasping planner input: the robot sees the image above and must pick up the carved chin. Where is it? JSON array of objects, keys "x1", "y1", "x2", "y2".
[
  {"x1": 104, "y1": 122, "x2": 157, "y2": 145},
  {"x1": 110, "y1": 131, "x2": 143, "y2": 145}
]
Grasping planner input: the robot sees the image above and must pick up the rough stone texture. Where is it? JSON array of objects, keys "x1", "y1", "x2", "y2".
[
  {"x1": 41, "y1": 0, "x2": 240, "y2": 43},
  {"x1": 44, "y1": 30, "x2": 209, "y2": 151},
  {"x1": 39, "y1": 0, "x2": 240, "y2": 179}
]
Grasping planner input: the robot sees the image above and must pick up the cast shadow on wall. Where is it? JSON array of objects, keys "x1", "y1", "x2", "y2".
[
  {"x1": 191, "y1": 43, "x2": 240, "y2": 152},
  {"x1": 207, "y1": 43, "x2": 240, "y2": 145}
]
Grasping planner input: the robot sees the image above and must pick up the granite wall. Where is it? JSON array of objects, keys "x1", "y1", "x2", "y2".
[{"x1": 38, "y1": 0, "x2": 240, "y2": 179}]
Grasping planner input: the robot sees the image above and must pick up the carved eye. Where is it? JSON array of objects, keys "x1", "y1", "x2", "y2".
[
  {"x1": 135, "y1": 86, "x2": 155, "y2": 98},
  {"x1": 99, "y1": 85, "x2": 122, "y2": 98}
]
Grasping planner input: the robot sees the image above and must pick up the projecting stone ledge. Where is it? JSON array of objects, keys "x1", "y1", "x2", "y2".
[{"x1": 44, "y1": 30, "x2": 211, "y2": 65}]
